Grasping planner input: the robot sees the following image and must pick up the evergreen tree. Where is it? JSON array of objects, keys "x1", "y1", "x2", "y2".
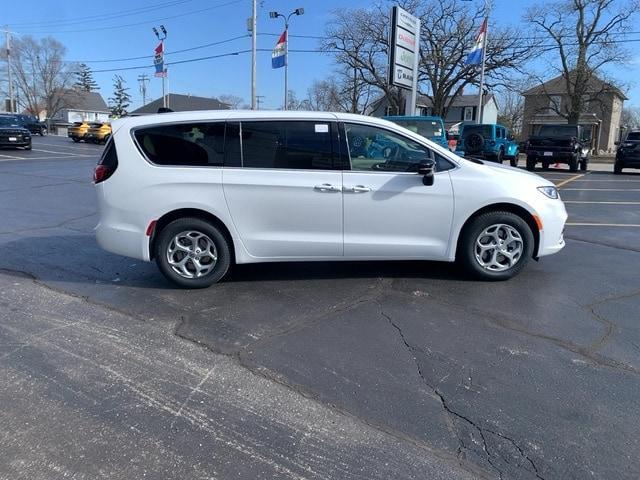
[
  {"x1": 109, "y1": 75, "x2": 131, "y2": 117},
  {"x1": 74, "y1": 63, "x2": 99, "y2": 92}
]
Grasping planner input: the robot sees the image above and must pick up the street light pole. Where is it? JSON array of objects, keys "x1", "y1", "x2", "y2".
[{"x1": 270, "y1": 8, "x2": 304, "y2": 110}]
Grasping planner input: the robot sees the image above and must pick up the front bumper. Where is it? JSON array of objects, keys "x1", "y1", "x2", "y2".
[{"x1": 536, "y1": 199, "x2": 568, "y2": 258}]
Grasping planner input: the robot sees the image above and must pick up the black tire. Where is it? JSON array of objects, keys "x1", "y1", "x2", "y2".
[
  {"x1": 458, "y1": 211, "x2": 534, "y2": 281},
  {"x1": 72, "y1": 137, "x2": 80, "y2": 143},
  {"x1": 541, "y1": 161, "x2": 550, "y2": 170},
  {"x1": 509, "y1": 151, "x2": 519, "y2": 167},
  {"x1": 579, "y1": 158, "x2": 588, "y2": 171},
  {"x1": 496, "y1": 148, "x2": 504, "y2": 164},
  {"x1": 155, "y1": 217, "x2": 231, "y2": 288},
  {"x1": 24, "y1": 143, "x2": 32, "y2": 151},
  {"x1": 526, "y1": 155, "x2": 536, "y2": 171},
  {"x1": 614, "y1": 162, "x2": 623, "y2": 174},
  {"x1": 568, "y1": 154, "x2": 578, "y2": 172}
]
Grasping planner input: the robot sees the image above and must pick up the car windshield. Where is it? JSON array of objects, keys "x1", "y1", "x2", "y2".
[
  {"x1": 392, "y1": 120, "x2": 443, "y2": 139},
  {"x1": 0, "y1": 116, "x2": 20, "y2": 127},
  {"x1": 538, "y1": 125, "x2": 578, "y2": 137},
  {"x1": 461, "y1": 125, "x2": 492, "y2": 138},
  {"x1": 626, "y1": 132, "x2": 640, "y2": 141}
]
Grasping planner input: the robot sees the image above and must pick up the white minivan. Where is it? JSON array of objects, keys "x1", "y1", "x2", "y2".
[{"x1": 94, "y1": 111, "x2": 567, "y2": 288}]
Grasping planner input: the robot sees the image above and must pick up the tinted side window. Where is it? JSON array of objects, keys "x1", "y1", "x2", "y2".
[
  {"x1": 134, "y1": 122, "x2": 225, "y2": 166},
  {"x1": 344, "y1": 123, "x2": 430, "y2": 172},
  {"x1": 241, "y1": 121, "x2": 334, "y2": 170}
]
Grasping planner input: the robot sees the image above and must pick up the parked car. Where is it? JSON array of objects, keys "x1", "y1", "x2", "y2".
[
  {"x1": 614, "y1": 130, "x2": 640, "y2": 174},
  {"x1": 84, "y1": 122, "x2": 112, "y2": 144},
  {"x1": 383, "y1": 116, "x2": 449, "y2": 149},
  {"x1": 15, "y1": 114, "x2": 47, "y2": 136},
  {"x1": 455, "y1": 123, "x2": 520, "y2": 166},
  {"x1": 68, "y1": 122, "x2": 90, "y2": 142},
  {"x1": 525, "y1": 124, "x2": 589, "y2": 172},
  {"x1": 0, "y1": 115, "x2": 32, "y2": 150},
  {"x1": 94, "y1": 111, "x2": 567, "y2": 288}
]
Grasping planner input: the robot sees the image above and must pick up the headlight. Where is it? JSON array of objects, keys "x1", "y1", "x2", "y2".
[{"x1": 537, "y1": 185, "x2": 559, "y2": 199}]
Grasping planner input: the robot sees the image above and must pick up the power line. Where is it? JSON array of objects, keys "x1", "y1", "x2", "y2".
[
  {"x1": 7, "y1": 0, "x2": 194, "y2": 28},
  {"x1": 14, "y1": 0, "x2": 247, "y2": 35},
  {"x1": 70, "y1": 34, "x2": 250, "y2": 64}
]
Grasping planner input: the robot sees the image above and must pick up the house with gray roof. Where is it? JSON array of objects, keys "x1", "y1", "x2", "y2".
[
  {"x1": 131, "y1": 94, "x2": 230, "y2": 114},
  {"x1": 51, "y1": 90, "x2": 110, "y2": 124},
  {"x1": 369, "y1": 93, "x2": 498, "y2": 127}
]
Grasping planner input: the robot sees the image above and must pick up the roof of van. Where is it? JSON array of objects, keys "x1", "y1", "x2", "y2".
[{"x1": 112, "y1": 110, "x2": 398, "y2": 131}]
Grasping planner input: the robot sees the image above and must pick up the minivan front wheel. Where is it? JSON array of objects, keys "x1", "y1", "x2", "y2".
[
  {"x1": 458, "y1": 211, "x2": 534, "y2": 280},
  {"x1": 155, "y1": 218, "x2": 231, "y2": 288}
]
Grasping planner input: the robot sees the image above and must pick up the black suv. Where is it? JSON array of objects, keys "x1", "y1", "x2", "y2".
[
  {"x1": 614, "y1": 130, "x2": 640, "y2": 174},
  {"x1": 15, "y1": 114, "x2": 47, "y2": 136},
  {"x1": 525, "y1": 124, "x2": 589, "y2": 172},
  {"x1": 0, "y1": 115, "x2": 32, "y2": 150}
]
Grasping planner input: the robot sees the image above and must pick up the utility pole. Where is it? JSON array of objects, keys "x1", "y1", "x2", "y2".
[
  {"x1": 138, "y1": 74, "x2": 150, "y2": 106},
  {"x1": 251, "y1": 0, "x2": 257, "y2": 110},
  {"x1": 4, "y1": 28, "x2": 15, "y2": 113}
]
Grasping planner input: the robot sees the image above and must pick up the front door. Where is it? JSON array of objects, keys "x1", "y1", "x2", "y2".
[
  {"x1": 341, "y1": 123, "x2": 455, "y2": 259},
  {"x1": 222, "y1": 120, "x2": 343, "y2": 259}
]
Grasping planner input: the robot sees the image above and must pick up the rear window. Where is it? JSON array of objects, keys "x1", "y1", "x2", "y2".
[
  {"x1": 134, "y1": 122, "x2": 225, "y2": 166},
  {"x1": 461, "y1": 125, "x2": 492, "y2": 138},
  {"x1": 390, "y1": 120, "x2": 443, "y2": 139},
  {"x1": 240, "y1": 121, "x2": 334, "y2": 170},
  {"x1": 626, "y1": 132, "x2": 640, "y2": 141},
  {"x1": 538, "y1": 125, "x2": 578, "y2": 137}
]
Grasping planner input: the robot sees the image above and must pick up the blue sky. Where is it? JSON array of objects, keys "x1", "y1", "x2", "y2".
[{"x1": 4, "y1": 0, "x2": 638, "y2": 110}]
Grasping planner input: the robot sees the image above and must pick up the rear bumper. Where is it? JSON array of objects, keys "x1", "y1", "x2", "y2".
[
  {"x1": 0, "y1": 140, "x2": 30, "y2": 147},
  {"x1": 527, "y1": 150, "x2": 577, "y2": 163}
]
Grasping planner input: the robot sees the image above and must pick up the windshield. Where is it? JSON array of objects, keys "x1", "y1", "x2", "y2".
[
  {"x1": 0, "y1": 116, "x2": 20, "y2": 127},
  {"x1": 392, "y1": 120, "x2": 443, "y2": 139},
  {"x1": 538, "y1": 125, "x2": 578, "y2": 137},
  {"x1": 626, "y1": 132, "x2": 640, "y2": 141},
  {"x1": 461, "y1": 125, "x2": 492, "y2": 138}
]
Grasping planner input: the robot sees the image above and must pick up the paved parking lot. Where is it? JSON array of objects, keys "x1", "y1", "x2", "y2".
[{"x1": 1, "y1": 136, "x2": 639, "y2": 479}]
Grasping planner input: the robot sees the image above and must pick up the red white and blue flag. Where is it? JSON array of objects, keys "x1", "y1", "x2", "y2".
[
  {"x1": 154, "y1": 41, "x2": 167, "y2": 77},
  {"x1": 271, "y1": 30, "x2": 287, "y2": 69},
  {"x1": 465, "y1": 19, "x2": 487, "y2": 65}
]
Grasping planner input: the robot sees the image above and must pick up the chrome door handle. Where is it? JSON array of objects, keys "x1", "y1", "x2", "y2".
[
  {"x1": 314, "y1": 183, "x2": 342, "y2": 192},
  {"x1": 347, "y1": 185, "x2": 371, "y2": 193}
]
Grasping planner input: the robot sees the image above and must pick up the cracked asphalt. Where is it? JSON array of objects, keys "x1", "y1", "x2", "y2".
[{"x1": 1, "y1": 136, "x2": 639, "y2": 479}]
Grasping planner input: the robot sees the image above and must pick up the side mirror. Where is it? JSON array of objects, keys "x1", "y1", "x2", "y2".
[{"x1": 418, "y1": 159, "x2": 435, "y2": 186}]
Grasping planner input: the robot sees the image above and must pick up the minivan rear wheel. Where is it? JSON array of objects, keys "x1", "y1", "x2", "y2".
[
  {"x1": 458, "y1": 211, "x2": 534, "y2": 280},
  {"x1": 155, "y1": 217, "x2": 231, "y2": 288}
]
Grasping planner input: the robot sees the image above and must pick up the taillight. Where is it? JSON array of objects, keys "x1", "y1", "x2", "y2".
[
  {"x1": 93, "y1": 164, "x2": 114, "y2": 183},
  {"x1": 94, "y1": 137, "x2": 118, "y2": 184}
]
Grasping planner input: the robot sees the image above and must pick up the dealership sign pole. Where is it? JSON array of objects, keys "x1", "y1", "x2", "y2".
[{"x1": 388, "y1": 6, "x2": 420, "y2": 116}]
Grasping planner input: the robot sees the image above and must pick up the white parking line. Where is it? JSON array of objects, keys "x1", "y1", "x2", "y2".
[
  {"x1": 564, "y1": 201, "x2": 640, "y2": 205},
  {"x1": 566, "y1": 223, "x2": 640, "y2": 227},
  {"x1": 31, "y1": 148, "x2": 86, "y2": 156},
  {"x1": 565, "y1": 179, "x2": 640, "y2": 183},
  {"x1": 561, "y1": 188, "x2": 640, "y2": 191},
  {"x1": 0, "y1": 155, "x2": 96, "y2": 161}
]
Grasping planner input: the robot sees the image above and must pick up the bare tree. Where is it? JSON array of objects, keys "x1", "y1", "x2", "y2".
[
  {"x1": 496, "y1": 89, "x2": 524, "y2": 138},
  {"x1": 322, "y1": 0, "x2": 534, "y2": 118},
  {"x1": 6, "y1": 36, "x2": 76, "y2": 118},
  {"x1": 526, "y1": 0, "x2": 638, "y2": 124},
  {"x1": 621, "y1": 107, "x2": 640, "y2": 129},
  {"x1": 303, "y1": 74, "x2": 374, "y2": 113},
  {"x1": 218, "y1": 94, "x2": 246, "y2": 109}
]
